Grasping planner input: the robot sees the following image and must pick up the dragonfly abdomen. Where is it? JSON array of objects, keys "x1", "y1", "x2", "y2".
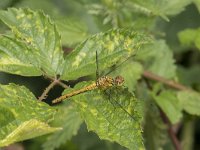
[
  {"x1": 52, "y1": 76, "x2": 124, "y2": 104},
  {"x1": 52, "y1": 83, "x2": 97, "y2": 103}
]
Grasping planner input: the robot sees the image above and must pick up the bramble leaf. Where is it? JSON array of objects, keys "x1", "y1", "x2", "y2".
[
  {"x1": 61, "y1": 29, "x2": 150, "y2": 80},
  {"x1": 177, "y1": 91, "x2": 200, "y2": 116},
  {"x1": 65, "y1": 82, "x2": 144, "y2": 150},
  {"x1": 56, "y1": 18, "x2": 90, "y2": 46},
  {"x1": 0, "y1": 8, "x2": 64, "y2": 77},
  {"x1": 0, "y1": 51, "x2": 42, "y2": 76},
  {"x1": 136, "y1": 40, "x2": 176, "y2": 79},
  {"x1": 143, "y1": 101, "x2": 174, "y2": 150},
  {"x1": 0, "y1": 119, "x2": 60, "y2": 147},
  {"x1": 152, "y1": 91, "x2": 183, "y2": 124},
  {"x1": 0, "y1": 83, "x2": 59, "y2": 146},
  {"x1": 129, "y1": 0, "x2": 191, "y2": 20},
  {"x1": 43, "y1": 101, "x2": 83, "y2": 150},
  {"x1": 178, "y1": 27, "x2": 200, "y2": 50}
]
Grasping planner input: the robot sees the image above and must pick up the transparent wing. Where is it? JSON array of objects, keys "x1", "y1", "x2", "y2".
[{"x1": 102, "y1": 86, "x2": 141, "y2": 122}]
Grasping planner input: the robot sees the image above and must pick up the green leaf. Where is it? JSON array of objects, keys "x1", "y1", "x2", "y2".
[
  {"x1": 0, "y1": 119, "x2": 60, "y2": 147},
  {"x1": 143, "y1": 101, "x2": 174, "y2": 150},
  {"x1": 87, "y1": 1, "x2": 156, "y2": 29},
  {"x1": 178, "y1": 27, "x2": 200, "y2": 50},
  {"x1": 43, "y1": 101, "x2": 83, "y2": 150},
  {"x1": 152, "y1": 91, "x2": 183, "y2": 124},
  {"x1": 0, "y1": 83, "x2": 59, "y2": 146},
  {"x1": 130, "y1": 0, "x2": 191, "y2": 20},
  {"x1": 62, "y1": 29, "x2": 150, "y2": 80},
  {"x1": 0, "y1": 8, "x2": 64, "y2": 77},
  {"x1": 136, "y1": 40, "x2": 176, "y2": 79},
  {"x1": 56, "y1": 18, "x2": 90, "y2": 46},
  {"x1": 67, "y1": 82, "x2": 144, "y2": 150},
  {"x1": 0, "y1": 51, "x2": 42, "y2": 76},
  {"x1": 177, "y1": 91, "x2": 200, "y2": 116}
]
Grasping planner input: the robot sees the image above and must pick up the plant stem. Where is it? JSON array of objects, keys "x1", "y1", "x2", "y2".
[
  {"x1": 38, "y1": 74, "x2": 70, "y2": 101},
  {"x1": 144, "y1": 78, "x2": 181, "y2": 150},
  {"x1": 56, "y1": 81, "x2": 69, "y2": 89},
  {"x1": 142, "y1": 71, "x2": 191, "y2": 91},
  {"x1": 38, "y1": 79, "x2": 58, "y2": 101},
  {"x1": 160, "y1": 109, "x2": 181, "y2": 150},
  {"x1": 48, "y1": 76, "x2": 69, "y2": 89}
]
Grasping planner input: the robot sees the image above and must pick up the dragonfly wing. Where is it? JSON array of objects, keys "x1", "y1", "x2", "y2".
[
  {"x1": 103, "y1": 87, "x2": 142, "y2": 122},
  {"x1": 71, "y1": 82, "x2": 144, "y2": 149}
]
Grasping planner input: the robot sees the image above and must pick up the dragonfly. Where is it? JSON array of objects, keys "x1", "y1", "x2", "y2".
[
  {"x1": 52, "y1": 50, "x2": 130, "y2": 104},
  {"x1": 52, "y1": 50, "x2": 136, "y2": 119}
]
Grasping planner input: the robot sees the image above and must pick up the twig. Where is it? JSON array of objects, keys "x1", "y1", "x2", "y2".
[
  {"x1": 57, "y1": 81, "x2": 69, "y2": 89},
  {"x1": 142, "y1": 71, "x2": 191, "y2": 91},
  {"x1": 160, "y1": 109, "x2": 181, "y2": 150},
  {"x1": 38, "y1": 75, "x2": 70, "y2": 101},
  {"x1": 38, "y1": 79, "x2": 58, "y2": 101},
  {"x1": 47, "y1": 76, "x2": 69, "y2": 89}
]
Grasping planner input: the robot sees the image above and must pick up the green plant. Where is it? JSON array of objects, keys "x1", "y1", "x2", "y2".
[{"x1": 0, "y1": 1, "x2": 200, "y2": 150}]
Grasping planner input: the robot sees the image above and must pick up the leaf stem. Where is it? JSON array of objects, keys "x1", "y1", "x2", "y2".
[{"x1": 142, "y1": 71, "x2": 191, "y2": 91}]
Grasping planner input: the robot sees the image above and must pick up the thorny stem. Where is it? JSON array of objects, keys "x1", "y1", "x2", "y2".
[
  {"x1": 160, "y1": 110, "x2": 181, "y2": 150},
  {"x1": 47, "y1": 76, "x2": 69, "y2": 89},
  {"x1": 142, "y1": 71, "x2": 191, "y2": 91},
  {"x1": 38, "y1": 77, "x2": 69, "y2": 101},
  {"x1": 57, "y1": 81, "x2": 69, "y2": 89},
  {"x1": 38, "y1": 79, "x2": 58, "y2": 101}
]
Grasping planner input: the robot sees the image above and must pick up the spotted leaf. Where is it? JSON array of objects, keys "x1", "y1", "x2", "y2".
[
  {"x1": 0, "y1": 8, "x2": 64, "y2": 77},
  {"x1": 64, "y1": 81, "x2": 144, "y2": 150},
  {"x1": 61, "y1": 29, "x2": 150, "y2": 80},
  {"x1": 0, "y1": 83, "x2": 59, "y2": 147}
]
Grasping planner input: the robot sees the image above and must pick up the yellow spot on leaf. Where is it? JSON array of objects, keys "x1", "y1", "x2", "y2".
[
  {"x1": 104, "y1": 41, "x2": 115, "y2": 52},
  {"x1": 16, "y1": 14, "x2": 25, "y2": 19},
  {"x1": 72, "y1": 52, "x2": 86, "y2": 67},
  {"x1": 25, "y1": 37, "x2": 33, "y2": 44}
]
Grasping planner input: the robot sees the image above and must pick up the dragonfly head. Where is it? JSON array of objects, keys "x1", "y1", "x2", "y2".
[{"x1": 114, "y1": 75, "x2": 124, "y2": 86}]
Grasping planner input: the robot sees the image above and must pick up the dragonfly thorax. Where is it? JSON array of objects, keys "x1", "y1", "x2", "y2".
[{"x1": 96, "y1": 75, "x2": 124, "y2": 89}]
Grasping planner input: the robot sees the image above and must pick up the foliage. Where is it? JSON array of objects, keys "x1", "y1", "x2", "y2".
[
  {"x1": 178, "y1": 27, "x2": 200, "y2": 50},
  {"x1": 42, "y1": 101, "x2": 83, "y2": 150},
  {"x1": 0, "y1": 0, "x2": 199, "y2": 150},
  {"x1": 70, "y1": 82, "x2": 144, "y2": 149},
  {"x1": 0, "y1": 84, "x2": 59, "y2": 147}
]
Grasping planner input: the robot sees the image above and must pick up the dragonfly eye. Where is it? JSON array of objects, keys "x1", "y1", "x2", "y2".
[{"x1": 114, "y1": 75, "x2": 124, "y2": 86}]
